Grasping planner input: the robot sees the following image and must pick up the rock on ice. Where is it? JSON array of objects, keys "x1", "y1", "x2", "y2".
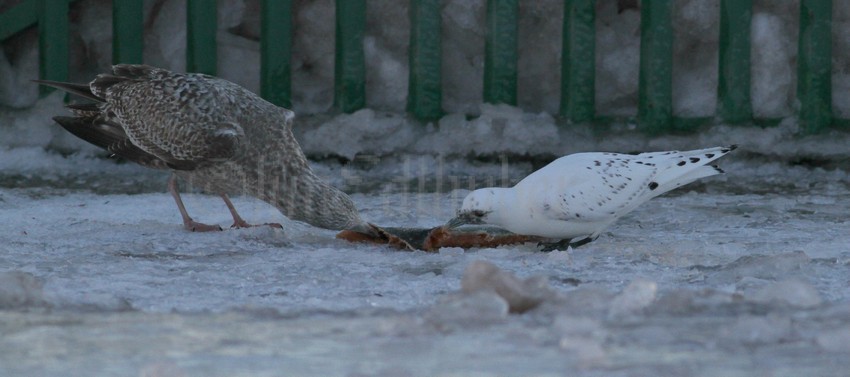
[{"x1": 461, "y1": 260, "x2": 551, "y2": 313}]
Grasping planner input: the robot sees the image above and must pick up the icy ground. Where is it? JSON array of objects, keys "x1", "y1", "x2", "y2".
[{"x1": 1, "y1": 146, "x2": 849, "y2": 376}]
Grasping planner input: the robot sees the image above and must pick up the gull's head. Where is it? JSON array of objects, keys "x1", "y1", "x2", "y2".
[
  {"x1": 346, "y1": 221, "x2": 383, "y2": 239},
  {"x1": 446, "y1": 188, "x2": 503, "y2": 228}
]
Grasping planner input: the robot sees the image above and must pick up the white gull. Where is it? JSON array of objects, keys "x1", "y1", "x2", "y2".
[{"x1": 448, "y1": 146, "x2": 737, "y2": 249}]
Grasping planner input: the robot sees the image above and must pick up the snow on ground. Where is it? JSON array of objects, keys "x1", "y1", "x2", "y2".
[
  {"x1": 1, "y1": 96, "x2": 850, "y2": 375},
  {"x1": 1, "y1": 139, "x2": 849, "y2": 375}
]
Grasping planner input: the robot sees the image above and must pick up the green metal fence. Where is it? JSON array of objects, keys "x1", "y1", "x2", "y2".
[{"x1": 0, "y1": 0, "x2": 841, "y2": 134}]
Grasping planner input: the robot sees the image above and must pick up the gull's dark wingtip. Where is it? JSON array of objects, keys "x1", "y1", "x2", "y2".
[
  {"x1": 712, "y1": 164, "x2": 725, "y2": 174},
  {"x1": 32, "y1": 79, "x2": 103, "y2": 102},
  {"x1": 720, "y1": 144, "x2": 738, "y2": 154}
]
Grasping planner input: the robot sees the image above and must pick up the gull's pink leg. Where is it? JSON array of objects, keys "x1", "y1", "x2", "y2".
[
  {"x1": 220, "y1": 194, "x2": 283, "y2": 229},
  {"x1": 168, "y1": 174, "x2": 222, "y2": 232}
]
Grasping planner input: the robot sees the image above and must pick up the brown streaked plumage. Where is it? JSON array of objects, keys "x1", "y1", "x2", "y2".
[{"x1": 37, "y1": 64, "x2": 375, "y2": 235}]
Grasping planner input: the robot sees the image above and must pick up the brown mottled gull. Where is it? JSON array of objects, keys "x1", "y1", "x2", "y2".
[{"x1": 37, "y1": 64, "x2": 376, "y2": 236}]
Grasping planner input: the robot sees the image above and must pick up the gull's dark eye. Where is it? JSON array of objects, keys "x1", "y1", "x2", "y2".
[{"x1": 472, "y1": 210, "x2": 486, "y2": 217}]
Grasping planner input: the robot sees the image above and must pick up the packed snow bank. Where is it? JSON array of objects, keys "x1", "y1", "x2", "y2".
[
  {"x1": 6, "y1": 94, "x2": 850, "y2": 167},
  {"x1": 294, "y1": 105, "x2": 850, "y2": 161}
]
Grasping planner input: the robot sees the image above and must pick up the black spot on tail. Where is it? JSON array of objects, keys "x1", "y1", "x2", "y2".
[
  {"x1": 690, "y1": 157, "x2": 700, "y2": 163},
  {"x1": 705, "y1": 153, "x2": 715, "y2": 158},
  {"x1": 648, "y1": 182, "x2": 659, "y2": 190},
  {"x1": 712, "y1": 165, "x2": 725, "y2": 174},
  {"x1": 677, "y1": 161, "x2": 686, "y2": 166}
]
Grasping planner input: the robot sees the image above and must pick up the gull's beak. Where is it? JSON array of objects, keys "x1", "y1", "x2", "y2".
[
  {"x1": 446, "y1": 211, "x2": 483, "y2": 229},
  {"x1": 347, "y1": 222, "x2": 385, "y2": 239}
]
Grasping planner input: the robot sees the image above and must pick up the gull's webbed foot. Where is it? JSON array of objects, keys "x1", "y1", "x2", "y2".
[
  {"x1": 538, "y1": 238, "x2": 573, "y2": 252},
  {"x1": 184, "y1": 219, "x2": 223, "y2": 232},
  {"x1": 538, "y1": 236, "x2": 596, "y2": 252},
  {"x1": 230, "y1": 219, "x2": 284, "y2": 229}
]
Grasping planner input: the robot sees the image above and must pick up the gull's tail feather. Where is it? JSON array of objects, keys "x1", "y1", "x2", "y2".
[
  {"x1": 53, "y1": 116, "x2": 183, "y2": 170},
  {"x1": 651, "y1": 145, "x2": 737, "y2": 195},
  {"x1": 32, "y1": 79, "x2": 103, "y2": 102},
  {"x1": 52, "y1": 116, "x2": 133, "y2": 153}
]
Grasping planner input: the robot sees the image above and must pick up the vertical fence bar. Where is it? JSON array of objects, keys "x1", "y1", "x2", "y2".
[
  {"x1": 113, "y1": 0, "x2": 144, "y2": 64},
  {"x1": 797, "y1": 0, "x2": 832, "y2": 134},
  {"x1": 407, "y1": 0, "x2": 443, "y2": 121},
  {"x1": 483, "y1": 0, "x2": 518, "y2": 105},
  {"x1": 187, "y1": 0, "x2": 217, "y2": 75},
  {"x1": 0, "y1": 0, "x2": 38, "y2": 41},
  {"x1": 38, "y1": 0, "x2": 69, "y2": 96},
  {"x1": 638, "y1": 0, "x2": 673, "y2": 133},
  {"x1": 334, "y1": 0, "x2": 366, "y2": 113},
  {"x1": 560, "y1": 0, "x2": 595, "y2": 123},
  {"x1": 261, "y1": 0, "x2": 292, "y2": 108},
  {"x1": 717, "y1": 0, "x2": 752, "y2": 123}
]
